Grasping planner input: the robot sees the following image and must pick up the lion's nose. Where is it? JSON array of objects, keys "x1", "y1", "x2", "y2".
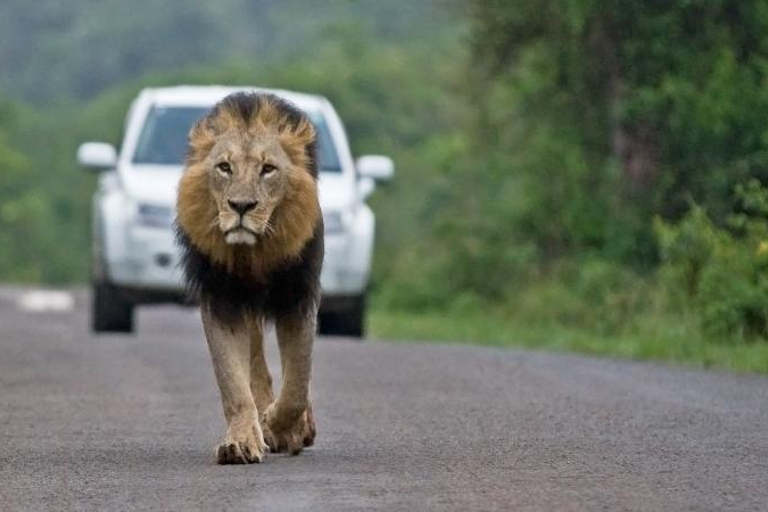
[{"x1": 228, "y1": 199, "x2": 258, "y2": 216}]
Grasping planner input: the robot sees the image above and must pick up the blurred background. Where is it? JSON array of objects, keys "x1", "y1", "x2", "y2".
[{"x1": 1, "y1": 0, "x2": 768, "y2": 372}]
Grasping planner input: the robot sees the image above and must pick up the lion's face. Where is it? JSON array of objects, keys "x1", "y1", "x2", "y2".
[
  {"x1": 176, "y1": 92, "x2": 321, "y2": 275},
  {"x1": 206, "y1": 131, "x2": 294, "y2": 245}
]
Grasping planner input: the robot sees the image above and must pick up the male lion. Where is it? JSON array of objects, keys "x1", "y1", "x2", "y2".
[{"x1": 175, "y1": 92, "x2": 322, "y2": 464}]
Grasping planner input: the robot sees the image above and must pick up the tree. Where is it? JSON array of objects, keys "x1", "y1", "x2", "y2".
[{"x1": 466, "y1": 0, "x2": 768, "y2": 263}]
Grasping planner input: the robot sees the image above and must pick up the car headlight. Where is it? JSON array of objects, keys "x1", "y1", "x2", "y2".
[
  {"x1": 323, "y1": 211, "x2": 346, "y2": 234},
  {"x1": 136, "y1": 203, "x2": 174, "y2": 228}
]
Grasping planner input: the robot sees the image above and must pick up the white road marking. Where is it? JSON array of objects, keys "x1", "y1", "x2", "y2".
[{"x1": 16, "y1": 290, "x2": 75, "y2": 313}]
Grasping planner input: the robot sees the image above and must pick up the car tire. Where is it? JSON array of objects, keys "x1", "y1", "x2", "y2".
[
  {"x1": 318, "y1": 295, "x2": 365, "y2": 338},
  {"x1": 92, "y1": 283, "x2": 135, "y2": 334}
]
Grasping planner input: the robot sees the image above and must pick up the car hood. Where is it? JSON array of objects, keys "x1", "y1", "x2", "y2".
[{"x1": 120, "y1": 165, "x2": 355, "y2": 212}]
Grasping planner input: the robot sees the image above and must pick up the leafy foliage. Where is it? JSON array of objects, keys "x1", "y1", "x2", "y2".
[
  {"x1": 463, "y1": 0, "x2": 768, "y2": 264},
  {"x1": 657, "y1": 181, "x2": 768, "y2": 340},
  {"x1": 0, "y1": 0, "x2": 457, "y2": 102}
]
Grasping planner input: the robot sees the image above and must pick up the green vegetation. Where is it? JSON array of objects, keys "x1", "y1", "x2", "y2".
[
  {"x1": 370, "y1": 310, "x2": 768, "y2": 374},
  {"x1": 2, "y1": 1, "x2": 768, "y2": 373}
]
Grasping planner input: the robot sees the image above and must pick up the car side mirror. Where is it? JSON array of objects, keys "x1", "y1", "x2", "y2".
[
  {"x1": 77, "y1": 142, "x2": 117, "y2": 170},
  {"x1": 356, "y1": 155, "x2": 394, "y2": 182}
]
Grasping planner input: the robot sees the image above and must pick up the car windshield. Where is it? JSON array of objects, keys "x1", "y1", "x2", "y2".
[{"x1": 131, "y1": 105, "x2": 342, "y2": 171}]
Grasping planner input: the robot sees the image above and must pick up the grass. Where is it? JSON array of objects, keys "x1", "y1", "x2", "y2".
[{"x1": 368, "y1": 308, "x2": 768, "y2": 375}]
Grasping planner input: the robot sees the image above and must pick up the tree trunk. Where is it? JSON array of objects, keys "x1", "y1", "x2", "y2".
[{"x1": 595, "y1": 11, "x2": 660, "y2": 192}]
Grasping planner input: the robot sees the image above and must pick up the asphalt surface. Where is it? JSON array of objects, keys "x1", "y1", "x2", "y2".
[{"x1": 1, "y1": 287, "x2": 768, "y2": 511}]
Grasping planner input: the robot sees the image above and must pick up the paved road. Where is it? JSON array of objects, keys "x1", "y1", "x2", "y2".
[{"x1": 1, "y1": 287, "x2": 767, "y2": 511}]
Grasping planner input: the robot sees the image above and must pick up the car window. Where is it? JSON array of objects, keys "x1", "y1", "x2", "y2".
[
  {"x1": 132, "y1": 107, "x2": 204, "y2": 165},
  {"x1": 308, "y1": 112, "x2": 342, "y2": 172},
  {"x1": 132, "y1": 105, "x2": 342, "y2": 171}
]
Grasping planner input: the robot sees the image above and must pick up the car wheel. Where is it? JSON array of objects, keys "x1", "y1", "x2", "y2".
[
  {"x1": 318, "y1": 295, "x2": 365, "y2": 338},
  {"x1": 92, "y1": 283, "x2": 135, "y2": 334}
]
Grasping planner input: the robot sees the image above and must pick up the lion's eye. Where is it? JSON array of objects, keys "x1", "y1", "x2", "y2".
[
  {"x1": 261, "y1": 163, "x2": 277, "y2": 175},
  {"x1": 216, "y1": 162, "x2": 232, "y2": 174}
]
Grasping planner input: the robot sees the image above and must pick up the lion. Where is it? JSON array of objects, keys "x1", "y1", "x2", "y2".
[{"x1": 175, "y1": 92, "x2": 322, "y2": 464}]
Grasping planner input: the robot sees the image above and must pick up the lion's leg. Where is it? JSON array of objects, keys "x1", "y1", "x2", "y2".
[
  {"x1": 248, "y1": 318, "x2": 274, "y2": 413},
  {"x1": 263, "y1": 309, "x2": 316, "y2": 455},
  {"x1": 201, "y1": 306, "x2": 268, "y2": 464}
]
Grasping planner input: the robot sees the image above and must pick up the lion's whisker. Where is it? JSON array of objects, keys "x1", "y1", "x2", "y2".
[{"x1": 263, "y1": 219, "x2": 276, "y2": 237}]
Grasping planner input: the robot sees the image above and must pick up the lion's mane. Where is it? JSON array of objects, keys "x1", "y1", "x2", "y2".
[{"x1": 175, "y1": 92, "x2": 323, "y2": 323}]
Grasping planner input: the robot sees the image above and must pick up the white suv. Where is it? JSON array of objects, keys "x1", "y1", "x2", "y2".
[{"x1": 78, "y1": 86, "x2": 393, "y2": 337}]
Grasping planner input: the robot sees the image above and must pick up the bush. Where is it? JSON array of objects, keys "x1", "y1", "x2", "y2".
[
  {"x1": 697, "y1": 252, "x2": 768, "y2": 339},
  {"x1": 656, "y1": 180, "x2": 768, "y2": 341},
  {"x1": 655, "y1": 204, "x2": 722, "y2": 301},
  {"x1": 503, "y1": 258, "x2": 650, "y2": 336}
]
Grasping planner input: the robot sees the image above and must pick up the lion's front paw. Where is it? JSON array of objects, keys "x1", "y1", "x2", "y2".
[
  {"x1": 262, "y1": 402, "x2": 316, "y2": 455},
  {"x1": 214, "y1": 424, "x2": 268, "y2": 464}
]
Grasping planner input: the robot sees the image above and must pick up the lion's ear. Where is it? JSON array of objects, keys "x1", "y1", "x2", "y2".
[
  {"x1": 187, "y1": 118, "x2": 216, "y2": 164},
  {"x1": 279, "y1": 118, "x2": 316, "y2": 167},
  {"x1": 284, "y1": 117, "x2": 316, "y2": 147}
]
